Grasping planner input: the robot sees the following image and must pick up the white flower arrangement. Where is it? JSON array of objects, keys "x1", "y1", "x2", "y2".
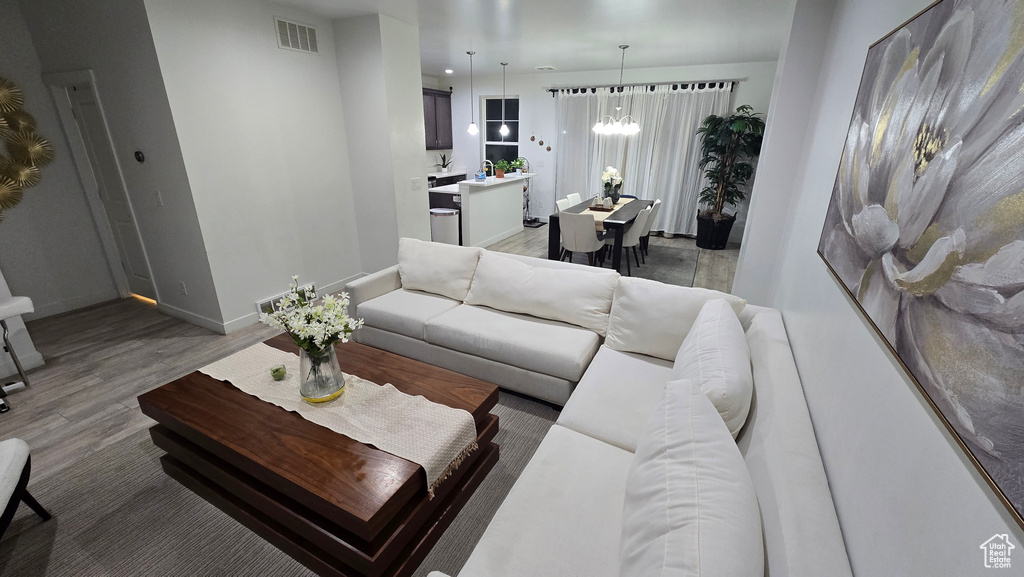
[
  {"x1": 259, "y1": 276, "x2": 363, "y2": 356},
  {"x1": 601, "y1": 166, "x2": 623, "y2": 185}
]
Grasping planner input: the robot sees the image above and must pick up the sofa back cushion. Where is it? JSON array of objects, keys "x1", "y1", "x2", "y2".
[
  {"x1": 397, "y1": 238, "x2": 482, "y2": 302},
  {"x1": 620, "y1": 378, "x2": 763, "y2": 577},
  {"x1": 671, "y1": 299, "x2": 753, "y2": 438},
  {"x1": 605, "y1": 278, "x2": 746, "y2": 360},
  {"x1": 465, "y1": 251, "x2": 619, "y2": 335}
]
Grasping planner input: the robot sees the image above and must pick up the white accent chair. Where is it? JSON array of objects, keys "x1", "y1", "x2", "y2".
[
  {"x1": 0, "y1": 296, "x2": 34, "y2": 413},
  {"x1": 555, "y1": 198, "x2": 570, "y2": 212},
  {"x1": 0, "y1": 438, "x2": 50, "y2": 539},
  {"x1": 560, "y1": 211, "x2": 606, "y2": 266},
  {"x1": 639, "y1": 199, "x2": 662, "y2": 262},
  {"x1": 605, "y1": 206, "x2": 651, "y2": 276},
  {"x1": 566, "y1": 192, "x2": 582, "y2": 206}
]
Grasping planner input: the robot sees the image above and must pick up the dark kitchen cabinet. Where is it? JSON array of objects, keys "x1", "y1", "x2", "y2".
[{"x1": 423, "y1": 88, "x2": 453, "y2": 150}]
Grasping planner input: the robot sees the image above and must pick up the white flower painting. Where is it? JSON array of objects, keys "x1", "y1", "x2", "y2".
[{"x1": 818, "y1": 0, "x2": 1024, "y2": 524}]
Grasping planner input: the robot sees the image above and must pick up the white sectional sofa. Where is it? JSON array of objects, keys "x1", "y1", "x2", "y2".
[{"x1": 346, "y1": 239, "x2": 853, "y2": 576}]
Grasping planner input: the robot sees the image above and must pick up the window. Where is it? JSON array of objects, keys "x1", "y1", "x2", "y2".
[{"x1": 484, "y1": 97, "x2": 519, "y2": 167}]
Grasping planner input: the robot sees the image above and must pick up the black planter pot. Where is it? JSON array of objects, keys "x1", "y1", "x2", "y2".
[{"x1": 695, "y1": 211, "x2": 735, "y2": 250}]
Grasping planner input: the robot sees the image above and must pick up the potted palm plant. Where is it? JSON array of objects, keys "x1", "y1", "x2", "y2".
[{"x1": 695, "y1": 105, "x2": 765, "y2": 249}]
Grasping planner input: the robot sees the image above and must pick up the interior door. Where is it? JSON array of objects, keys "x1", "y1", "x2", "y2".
[{"x1": 66, "y1": 82, "x2": 156, "y2": 300}]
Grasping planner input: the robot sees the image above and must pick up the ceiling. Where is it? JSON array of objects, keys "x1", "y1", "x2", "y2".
[{"x1": 272, "y1": 0, "x2": 795, "y2": 76}]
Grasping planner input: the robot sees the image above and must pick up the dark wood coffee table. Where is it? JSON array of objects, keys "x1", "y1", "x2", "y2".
[{"x1": 138, "y1": 336, "x2": 500, "y2": 577}]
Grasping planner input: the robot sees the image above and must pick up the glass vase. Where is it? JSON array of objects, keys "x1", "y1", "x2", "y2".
[{"x1": 298, "y1": 345, "x2": 345, "y2": 404}]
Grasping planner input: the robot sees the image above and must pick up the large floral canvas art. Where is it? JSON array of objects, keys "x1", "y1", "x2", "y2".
[{"x1": 818, "y1": 0, "x2": 1024, "y2": 526}]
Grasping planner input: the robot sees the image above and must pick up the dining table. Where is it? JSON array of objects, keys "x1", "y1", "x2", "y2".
[{"x1": 548, "y1": 198, "x2": 655, "y2": 272}]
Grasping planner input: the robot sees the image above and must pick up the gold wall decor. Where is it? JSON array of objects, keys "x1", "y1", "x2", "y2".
[
  {"x1": 3, "y1": 109, "x2": 35, "y2": 133},
  {"x1": 2, "y1": 158, "x2": 40, "y2": 187},
  {"x1": 0, "y1": 175, "x2": 23, "y2": 210},
  {"x1": 0, "y1": 75, "x2": 55, "y2": 220},
  {"x1": 0, "y1": 78, "x2": 24, "y2": 114},
  {"x1": 7, "y1": 131, "x2": 54, "y2": 166}
]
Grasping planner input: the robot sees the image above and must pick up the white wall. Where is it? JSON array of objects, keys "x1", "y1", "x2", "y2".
[
  {"x1": 18, "y1": 0, "x2": 222, "y2": 329},
  {"x1": 0, "y1": 0, "x2": 119, "y2": 321},
  {"x1": 445, "y1": 61, "x2": 777, "y2": 240},
  {"x1": 380, "y1": 15, "x2": 431, "y2": 244},
  {"x1": 734, "y1": 0, "x2": 1024, "y2": 575},
  {"x1": 335, "y1": 14, "x2": 430, "y2": 273},
  {"x1": 144, "y1": 0, "x2": 363, "y2": 332},
  {"x1": 733, "y1": 0, "x2": 829, "y2": 302}
]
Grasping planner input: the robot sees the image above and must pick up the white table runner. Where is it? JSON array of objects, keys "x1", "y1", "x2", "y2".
[
  {"x1": 198, "y1": 343, "x2": 478, "y2": 499},
  {"x1": 581, "y1": 197, "x2": 635, "y2": 230}
]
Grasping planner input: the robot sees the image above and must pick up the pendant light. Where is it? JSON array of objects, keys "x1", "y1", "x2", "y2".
[
  {"x1": 467, "y1": 51, "x2": 479, "y2": 135},
  {"x1": 593, "y1": 45, "x2": 640, "y2": 136},
  {"x1": 499, "y1": 62, "x2": 510, "y2": 137}
]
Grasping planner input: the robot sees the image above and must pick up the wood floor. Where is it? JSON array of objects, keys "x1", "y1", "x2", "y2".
[
  {"x1": 0, "y1": 298, "x2": 279, "y2": 481},
  {"x1": 0, "y1": 227, "x2": 738, "y2": 485},
  {"x1": 487, "y1": 225, "x2": 740, "y2": 294}
]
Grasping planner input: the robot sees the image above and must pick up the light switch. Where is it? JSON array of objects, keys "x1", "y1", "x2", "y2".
[
  {"x1": 411, "y1": 177, "x2": 422, "y2": 190},
  {"x1": 156, "y1": 190, "x2": 164, "y2": 206}
]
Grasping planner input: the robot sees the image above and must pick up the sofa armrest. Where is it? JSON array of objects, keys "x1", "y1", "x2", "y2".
[{"x1": 345, "y1": 265, "x2": 401, "y2": 317}]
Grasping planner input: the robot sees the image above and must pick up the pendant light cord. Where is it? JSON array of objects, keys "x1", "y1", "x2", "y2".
[
  {"x1": 501, "y1": 62, "x2": 508, "y2": 129},
  {"x1": 468, "y1": 51, "x2": 476, "y2": 124}
]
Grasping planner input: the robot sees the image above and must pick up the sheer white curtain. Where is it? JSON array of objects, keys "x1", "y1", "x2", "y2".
[{"x1": 555, "y1": 83, "x2": 732, "y2": 234}]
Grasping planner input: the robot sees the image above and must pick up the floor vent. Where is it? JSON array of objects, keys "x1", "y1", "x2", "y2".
[{"x1": 275, "y1": 17, "x2": 319, "y2": 54}]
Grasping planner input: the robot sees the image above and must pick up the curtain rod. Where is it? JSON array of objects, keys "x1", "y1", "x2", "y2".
[{"x1": 547, "y1": 79, "x2": 738, "y2": 97}]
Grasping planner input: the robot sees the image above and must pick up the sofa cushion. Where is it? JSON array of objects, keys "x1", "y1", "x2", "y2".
[
  {"x1": 458, "y1": 425, "x2": 632, "y2": 577},
  {"x1": 356, "y1": 289, "x2": 460, "y2": 340},
  {"x1": 424, "y1": 304, "x2": 600, "y2": 382},
  {"x1": 671, "y1": 299, "x2": 753, "y2": 438},
  {"x1": 557, "y1": 346, "x2": 673, "y2": 451},
  {"x1": 397, "y1": 237, "x2": 481, "y2": 301},
  {"x1": 605, "y1": 277, "x2": 746, "y2": 361},
  {"x1": 465, "y1": 251, "x2": 619, "y2": 335},
  {"x1": 620, "y1": 379, "x2": 763, "y2": 577}
]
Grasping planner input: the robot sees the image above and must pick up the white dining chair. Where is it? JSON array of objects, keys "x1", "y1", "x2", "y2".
[
  {"x1": 638, "y1": 199, "x2": 662, "y2": 263},
  {"x1": 555, "y1": 198, "x2": 571, "y2": 212},
  {"x1": 566, "y1": 193, "x2": 582, "y2": 206},
  {"x1": 605, "y1": 206, "x2": 651, "y2": 276},
  {"x1": 559, "y1": 211, "x2": 606, "y2": 266}
]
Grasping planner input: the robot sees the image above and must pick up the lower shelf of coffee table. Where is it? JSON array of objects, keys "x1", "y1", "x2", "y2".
[{"x1": 150, "y1": 411, "x2": 498, "y2": 577}]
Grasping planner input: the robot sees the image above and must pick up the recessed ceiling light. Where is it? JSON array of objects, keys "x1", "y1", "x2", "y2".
[
  {"x1": 445, "y1": 69, "x2": 454, "y2": 74},
  {"x1": 536, "y1": 66, "x2": 557, "y2": 71}
]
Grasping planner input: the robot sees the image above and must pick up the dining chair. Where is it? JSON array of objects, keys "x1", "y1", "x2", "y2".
[
  {"x1": 638, "y1": 199, "x2": 662, "y2": 263},
  {"x1": 555, "y1": 198, "x2": 571, "y2": 212},
  {"x1": 566, "y1": 192, "x2": 582, "y2": 206},
  {"x1": 0, "y1": 438, "x2": 51, "y2": 541},
  {"x1": 620, "y1": 194, "x2": 638, "y2": 199},
  {"x1": 604, "y1": 206, "x2": 651, "y2": 276},
  {"x1": 559, "y1": 211, "x2": 606, "y2": 266}
]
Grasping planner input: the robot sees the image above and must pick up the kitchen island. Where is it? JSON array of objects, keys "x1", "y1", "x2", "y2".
[{"x1": 428, "y1": 173, "x2": 534, "y2": 247}]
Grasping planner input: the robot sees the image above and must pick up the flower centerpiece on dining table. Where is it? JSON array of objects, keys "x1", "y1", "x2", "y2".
[
  {"x1": 259, "y1": 276, "x2": 363, "y2": 404},
  {"x1": 602, "y1": 166, "x2": 623, "y2": 203}
]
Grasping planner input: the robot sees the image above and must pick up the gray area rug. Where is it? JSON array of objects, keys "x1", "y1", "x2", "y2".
[
  {"x1": 0, "y1": 392, "x2": 559, "y2": 577},
  {"x1": 565, "y1": 243, "x2": 699, "y2": 286}
]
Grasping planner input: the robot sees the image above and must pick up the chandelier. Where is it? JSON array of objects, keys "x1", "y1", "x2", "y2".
[{"x1": 593, "y1": 45, "x2": 640, "y2": 136}]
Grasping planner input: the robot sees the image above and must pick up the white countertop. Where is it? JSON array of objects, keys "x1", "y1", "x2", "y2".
[
  {"x1": 428, "y1": 183, "x2": 460, "y2": 193},
  {"x1": 461, "y1": 172, "x2": 536, "y2": 188},
  {"x1": 427, "y1": 170, "x2": 467, "y2": 179}
]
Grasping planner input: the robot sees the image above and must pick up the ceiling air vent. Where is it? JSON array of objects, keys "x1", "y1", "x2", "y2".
[
  {"x1": 275, "y1": 17, "x2": 318, "y2": 54},
  {"x1": 535, "y1": 66, "x2": 557, "y2": 71}
]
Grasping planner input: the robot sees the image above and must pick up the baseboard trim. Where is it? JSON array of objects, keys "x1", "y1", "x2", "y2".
[
  {"x1": 219, "y1": 273, "x2": 364, "y2": 335},
  {"x1": 157, "y1": 303, "x2": 227, "y2": 335}
]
